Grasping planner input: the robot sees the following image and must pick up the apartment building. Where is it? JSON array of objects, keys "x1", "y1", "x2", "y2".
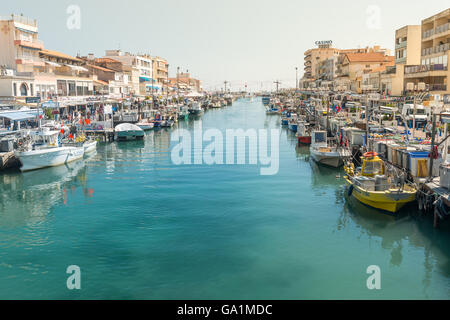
[
  {"x1": 404, "y1": 8, "x2": 450, "y2": 94},
  {"x1": 336, "y1": 52, "x2": 394, "y2": 92},
  {"x1": 0, "y1": 14, "x2": 45, "y2": 73},
  {"x1": 376, "y1": 25, "x2": 422, "y2": 96},
  {"x1": 152, "y1": 56, "x2": 169, "y2": 91},
  {"x1": 104, "y1": 50, "x2": 154, "y2": 96}
]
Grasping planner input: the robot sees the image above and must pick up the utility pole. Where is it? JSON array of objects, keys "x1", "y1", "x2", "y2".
[
  {"x1": 274, "y1": 80, "x2": 281, "y2": 93},
  {"x1": 295, "y1": 67, "x2": 298, "y2": 91}
]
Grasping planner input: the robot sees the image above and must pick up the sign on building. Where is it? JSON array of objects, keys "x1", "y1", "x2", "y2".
[{"x1": 25, "y1": 97, "x2": 41, "y2": 104}]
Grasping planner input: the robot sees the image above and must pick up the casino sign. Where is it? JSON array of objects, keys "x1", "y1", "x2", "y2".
[{"x1": 315, "y1": 40, "x2": 333, "y2": 48}]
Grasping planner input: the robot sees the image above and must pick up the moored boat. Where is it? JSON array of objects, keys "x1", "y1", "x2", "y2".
[
  {"x1": 114, "y1": 123, "x2": 145, "y2": 141},
  {"x1": 310, "y1": 130, "x2": 349, "y2": 167},
  {"x1": 344, "y1": 152, "x2": 417, "y2": 213}
]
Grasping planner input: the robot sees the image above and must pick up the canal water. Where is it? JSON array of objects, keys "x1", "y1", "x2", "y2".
[{"x1": 0, "y1": 98, "x2": 449, "y2": 299}]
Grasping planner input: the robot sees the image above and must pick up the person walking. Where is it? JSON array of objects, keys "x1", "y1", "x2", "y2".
[{"x1": 425, "y1": 121, "x2": 432, "y2": 139}]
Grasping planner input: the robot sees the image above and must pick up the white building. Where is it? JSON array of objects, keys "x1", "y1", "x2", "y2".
[
  {"x1": 0, "y1": 14, "x2": 45, "y2": 73},
  {"x1": 103, "y1": 50, "x2": 154, "y2": 95}
]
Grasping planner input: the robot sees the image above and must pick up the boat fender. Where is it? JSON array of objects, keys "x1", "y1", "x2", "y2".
[{"x1": 348, "y1": 185, "x2": 354, "y2": 197}]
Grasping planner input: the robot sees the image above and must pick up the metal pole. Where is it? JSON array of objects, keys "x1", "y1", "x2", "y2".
[
  {"x1": 429, "y1": 112, "x2": 437, "y2": 179},
  {"x1": 412, "y1": 92, "x2": 417, "y2": 139},
  {"x1": 365, "y1": 92, "x2": 369, "y2": 148}
]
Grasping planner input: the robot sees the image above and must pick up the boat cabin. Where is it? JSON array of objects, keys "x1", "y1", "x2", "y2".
[{"x1": 360, "y1": 153, "x2": 384, "y2": 177}]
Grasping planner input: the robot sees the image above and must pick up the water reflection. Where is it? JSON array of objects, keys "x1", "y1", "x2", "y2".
[
  {"x1": 336, "y1": 189, "x2": 450, "y2": 298},
  {"x1": 0, "y1": 160, "x2": 87, "y2": 228}
]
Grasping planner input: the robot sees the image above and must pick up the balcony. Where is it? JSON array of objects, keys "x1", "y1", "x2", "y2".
[
  {"x1": 14, "y1": 39, "x2": 44, "y2": 50},
  {"x1": 16, "y1": 55, "x2": 45, "y2": 66},
  {"x1": 423, "y1": 29, "x2": 434, "y2": 39},
  {"x1": 435, "y1": 23, "x2": 450, "y2": 36},
  {"x1": 429, "y1": 84, "x2": 447, "y2": 91},
  {"x1": 395, "y1": 41, "x2": 407, "y2": 49},
  {"x1": 396, "y1": 57, "x2": 406, "y2": 64},
  {"x1": 404, "y1": 64, "x2": 448, "y2": 78},
  {"x1": 422, "y1": 44, "x2": 450, "y2": 56}
]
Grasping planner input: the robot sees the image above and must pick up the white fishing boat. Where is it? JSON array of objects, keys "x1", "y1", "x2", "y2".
[
  {"x1": 15, "y1": 128, "x2": 85, "y2": 172},
  {"x1": 114, "y1": 123, "x2": 145, "y2": 141},
  {"x1": 83, "y1": 140, "x2": 97, "y2": 154},
  {"x1": 189, "y1": 102, "x2": 204, "y2": 116},
  {"x1": 310, "y1": 130, "x2": 349, "y2": 168},
  {"x1": 136, "y1": 121, "x2": 155, "y2": 131}
]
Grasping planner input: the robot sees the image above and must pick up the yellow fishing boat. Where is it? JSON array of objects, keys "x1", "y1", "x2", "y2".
[{"x1": 344, "y1": 152, "x2": 417, "y2": 213}]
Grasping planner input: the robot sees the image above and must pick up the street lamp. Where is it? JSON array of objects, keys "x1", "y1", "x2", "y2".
[{"x1": 295, "y1": 67, "x2": 298, "y2": 90}]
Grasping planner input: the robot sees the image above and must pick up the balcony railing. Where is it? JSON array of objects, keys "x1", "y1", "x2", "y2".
[
  {"x1": 423, "y1": 29, "x2": 434, "y2": 39},
  {"x1": 429, "y1": 84, "x2": 447, "y2": 91},
  {"x1": 395, "y1": 41, "x2": 407, "y2": 49},
  {"x1": 405, "y1": 64, "x2": 448, "y2": 74},
  {"x1": 422, "y1": 43, "x2": 450, "y2": 56},
  {"x1": 435, "y1": 23, "x2": 450, "y2": 35}
]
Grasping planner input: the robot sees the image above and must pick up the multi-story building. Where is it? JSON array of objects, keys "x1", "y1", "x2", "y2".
[
  {"x1": 404, "y1": 8, "x2": 450, "y2": 94},
  {"x1": 103, "y1": 50, "x2": 154, "y2": 96},
  {"x1": 300, "y1": 44, "x2": 391, "y2": 90},
  {"x1": 0, "y1": 14, "x2": 45, "y2": 73},
  {"x1": 335, "y1": 52, "x2": 394, "y2": 92},
  {"x1": 168, "y1": 73, "x2": 202, "y2": 93},
  {"x1": 152, "y1": 56, "x2": 169, "y2": 91},
  {"x1": 378, "y1": 25, "x2": 422, "y2": 96}
]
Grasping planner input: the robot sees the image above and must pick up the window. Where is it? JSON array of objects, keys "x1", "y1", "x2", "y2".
[
  {"x1": 20, "y1": 83, "x2": 28, "y2": 96},
  {"x1": 68, "y1": 81, "x2": 76, "y2": 96}
]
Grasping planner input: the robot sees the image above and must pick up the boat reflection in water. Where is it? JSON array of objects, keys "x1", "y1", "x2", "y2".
[
  {"x1": 337, "y1": 192, "x2": 450, "y2": 296},
  {"x1": 0, "y1": 160, "x2": 88, "y2": 229}
]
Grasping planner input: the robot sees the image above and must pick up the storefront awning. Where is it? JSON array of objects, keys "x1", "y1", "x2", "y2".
[{"x1": 0, "y1": 110, "x2": 42, "y2": 121}]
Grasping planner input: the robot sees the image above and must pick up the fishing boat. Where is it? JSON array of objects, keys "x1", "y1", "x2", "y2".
[
  {"x1": 189, "y1": 102, "x2": 204, "y2": 116},
  {"x1": 114, "y1": 123, "x2": 145, "y2": 141},
  {"x1": 297, "y1": 121, "x2": 311, "y2": 144},
  {"x1": 344, "y1": 152, "x2": 417, "y2": 213},
  {"x1": 310, "y1": 130, "x2": 349, "y2": 167},
  {"x1": 281, "y1": 111, "x2": 292, "y2": 126},
  {"x1": 262, "y1": 95, "x2": 270, "y2": 106},
  {"x1": 83, "y1": 140, "x2": 97, "y2": 155},
  {"x1": 136, "y1": 120, "x2": 155, "y2": 131},
  {"x1": 15, "y1": 128, "x2": 85, "y2": 172},
  {"x1": 288, "y1": 114, "x2": 298, "y2": 132},
  {"x1": 266, "y1": 103, "x2": 280, "y2": 115}
]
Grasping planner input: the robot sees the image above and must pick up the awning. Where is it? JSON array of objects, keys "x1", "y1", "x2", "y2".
[
  {"x1": 139, "y1": 76, "x2": 155, "y2": 83},
  {"x1": 41, "y1": 101, "x2": 59, "y2": 109},
  {"x1": 16, "y1": 27, "x2": 37, "y2": 34},
  {"x1": 65, "y1": 64, "x2": 88, "y2": 72},
  {"x1": 45, "y1": 61, "x2": 61, "y2": 67},
  {"x1": 0, "y1": 110, "x2": 43, "y2": 121}
]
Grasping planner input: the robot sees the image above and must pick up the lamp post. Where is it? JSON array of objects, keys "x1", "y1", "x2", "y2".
[{"x1": 295, "y1": 67, "x2": 298, "y2": 91}]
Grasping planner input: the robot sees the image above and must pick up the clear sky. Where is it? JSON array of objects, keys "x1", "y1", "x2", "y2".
[{"x1": 2, "y1": 0, "x2": 449, "y2": 91}]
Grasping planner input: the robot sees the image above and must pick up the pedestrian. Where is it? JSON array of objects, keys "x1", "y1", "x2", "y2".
[{"x1": 425, "y1": 121, "x2": 432, "y2": 139}]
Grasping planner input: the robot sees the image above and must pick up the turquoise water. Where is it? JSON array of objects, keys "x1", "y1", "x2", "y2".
[{"x1": 0, "y1": 98, "x2": 449, "y2": 299}]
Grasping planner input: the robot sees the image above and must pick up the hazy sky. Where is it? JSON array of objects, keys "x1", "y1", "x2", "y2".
[{"x1": 2, "y1": 0, "x2": 449, "y2": 91}]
